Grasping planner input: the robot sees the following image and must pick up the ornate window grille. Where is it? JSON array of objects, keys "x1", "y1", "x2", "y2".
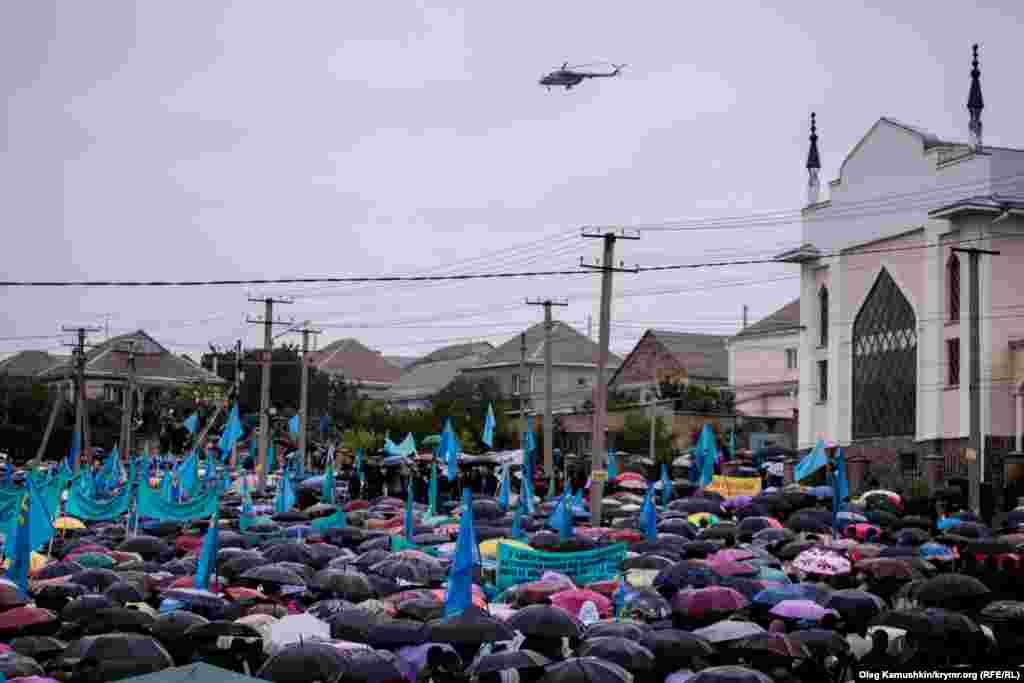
[
  {"x1": 947, "y1": 253, "x2": 960, "y2": 322},
  {"x1": 947, "y1": 338, "x2": 960, "y2": 387},
  {"x1": 852, "y1": 268, "x2": 917, "y2": 439},
  {"x1": 819, "y1": 287, "x2": 830, "y2": 347}
]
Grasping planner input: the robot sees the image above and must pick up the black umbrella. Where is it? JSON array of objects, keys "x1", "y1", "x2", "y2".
[
  {"x1": 256, "y1": 642, "x2": 350, "y2": 683},
  {"x1": 467, "y1": 650, "x2": 551, "y2": 676},
  {"x1": 658, "y1": 519, "x2": 699, "y2": 537},
  {"x1": 681, "y1": 541, "x2": 722, "y2": 560},
  {"x1": 623, "y1": 554, "x2": 675, "y2": 571},
  {"x1": 353, "y1": 549, "x2": 393, "y2": 571},
  {"x1": 33, "y1": 582, "x2": 87, "y2": 613},
  {"x1": 897, "y1": 516, "x2": 934, "y2": 531},
  {"x1": 643, "y1": 628, "x2": 716, "y2": 671},
  {"x1": 585, "y1": 621, "x2": 648, "y2": 642},
  {"x1": 507, "y1": 605, "x2": 583, "y2": 640},
  {"x1": 0, "y1": 653, "x2": 44, "y2": 679},
  {"x1": 344, "y1": 648, "x2": 406, "y2": 683},
  {"x1": 672, "y1": 498, "x2": 724, "y2": 515},
  {"x1": 149, "y1": 611, "x2": 209, "y2": 665},
  {"x1": 263, "y1": 543, "x2": 316, "y2": 566},
  {"x1": 81, "y1": 607, "x2": 155, "y2": 635},
  {"x1": 61, "y1": 594, "x2": 116, "y2": 623},
  {"x1": 876, "y1": 607, "x2": 985, "y2": 644},
  {"x1": 310, "y1": 569, "x2": 374, "y2": 602},
  {"x1": 654, "y1": 560, "x2": 719, "y2": 594},
  {"x1": 689, "y1": 665, "x2": 775, "y2": 683},
  {"x1": 916, "y1": 574, "x2": 991, "y2": 609},
  {"x1": 777, "y1": 540, "x2": 817, "y2": 560},
  {"x1": 241, "y1": 564, "x2": 307, "y2": 587},
  {"x1": 789, "y1": 628, "x2": 851, "y2": 656},
  {"x1": 964, "y1": 539, "x2": 1017, "y2": 556},
  {"x1": 117, "y1": 535, "x2": 170, "y2": 560},
  {"x1": 70, "y1": 568, "x2": 120, "y2": 592},
  {"x1": 896, "y1": 528, "x2": 932, "y2": 546},
  {"x1": 64, "y1": 633, "x2": 175, "y2": 683},
  {"x1": 751, "y1": 528, "x2": 796, "y2": 546},
  {"x1": 306, "y1": 599, "x2": 354, "y2": 620},
  {"x1": 699, "y1": 525, "x2": 739, "y2": 542},
  {"x1": 427, "y1": 605, "x2": 516, "y2": 645},
  {"x1": 370, "y1": 557, "x2": 442, "y2": 586},
  {"x1": 538, "y1": 657, "x2": 633, "y2": 683},
  {"x1": 366, "y1": 620, "x2": 428, "y2": 649},
  {"x1": 104, "y1": 581, "x2": 146, "y2": 605},
  {"x1": 825, "y1": 590, "x2": 886, "y2": 625},
  {"x1": 9, "y1": 635, "x2": 66, "y2": 663},
  {"x1": 328, "y1": 608, "x2": 390, "y2": 641},
  {"x1": 357, "y1": 536, "x2": 392, "y2": 553},
  {"x1": 305, "y1": 543, "x2": 346, "y2": 569},
  {"x1": 34, "y1": 560, "x2": 84, "y2": 580},
  {"x1": 578, "y1": 636, "x2": 656, "y2": 673},
  {"x1": 220, "y1": 552, "x2": 268, "y2": 581}
]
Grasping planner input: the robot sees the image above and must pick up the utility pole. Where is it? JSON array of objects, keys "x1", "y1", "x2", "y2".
[
  {"x1": 247, "y1": 297, "x2": 294, "y2": 490},
  {"x1": 299, "y1": 321, "x2": 321, "y2": 472},
  {"x1": 527, "y1": 298, "x2": 568, "y2": 479},
  {"x1": 581, "y1": 228, "x2": 640, "y2": 526},
  {"x1": 953, "y1": 246, "x2": 1000, "y2": 514},
  {"x1": 62, "y1": 326, "x2": 101, "y2": 471},
  {"x1": 519, "y1": 332, "x2": 527, "y2": 452},
  {"x1": 649, "y1": 344, "x2": 660, "y2": 463},
  {"x1": 117, "y1": 341, "x2": 138, "y2": 460}
]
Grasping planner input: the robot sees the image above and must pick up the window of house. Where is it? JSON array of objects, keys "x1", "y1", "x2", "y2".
[
  {"x1": 785, "y1": 348, "x2": 798, "y2": 370},
  {"x1": 577, "y1": 377, "x2": 589, "y2": 387},
  {"x1": 512, "y1": 374, "x2": 521, "y2": 396},
  {"x1": 530, "y1": 373, "x2": 537, "y2": 394},
  {"x1": 947, "y1": 338, "x2": 961, "y2": 387},
  {"x1": 819, "y1": 287, "x2": 829, "y2": 347},
  {"x1": 947, "y1": 252, "x2": 960, "y2": 323},
  {"x1": 900, "y1": 451, "x2": 918, "y2": 479},
  {"x1": 103, "y1": 384, "x2": 117, "y2": 402},
  {"x1": 817, "y1": 360, "x2": 828, "y2": 402}
]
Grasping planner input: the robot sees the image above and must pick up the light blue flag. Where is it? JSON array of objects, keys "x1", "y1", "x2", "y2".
[
  {"x1": 547, "y1": 470, "x2": 557, "y2": 501},
  {"x1": 483, "y1": 404, "x2": 496, "y2": 449},
  {"x1": 65, "y1": 430, "x2": 81, "y2": 472},
  {"x1": 796, "y1": 439, "x2": 828, "y2": 482},
  {"x1": 525, "y1": 415, "x2": 536, "y2": 456},
  {"x1": 660, "y1": 463, "x2": 672, "y2": 507},
  {"x1": 441, "y1": 418, "x2": 460, "y2": 481},
  {"x1": 1, "y1": 482, "x2": 55, "y2": 559},
  {"x1": 194, "y1": 509, "x2": 220, "y2": 591},
  {"x1": 607, "y1": 448, "x2": 617, "y2": 480},
  {"x1": 398, "y1": 433, "x2": 417, "y2": 457},
  {"x1": 512, "y1": 485, "x2": 527, "y2": 541},
  {"x1": 177, "y1": 451, "x2": 199, "y2": 496},
  {"x1": 183, "y1": 413, "x2": 199, "y2": 435},
  {"x1": 160, "y1": 472, "x2": 174, "y2": 502},
  {"x1": 3, "y1": 488, "x2": 33, "y2": 593},
  {"x1": 444, "y1": 488, "x2": 479, "y2": 618},
  {"x1": 728, "y1": 432, "x2": 737, "y2": 462},
  {"x1": 274, "y1": 470, "x2": 296, "y2": 513},
  {"x1": 572, "y1": 488, "x2": 584, "y2": 513},
  {"x1": 832, "y1": 448, "x2": 849, "y2": 530},
  {"x1": 288, "y1": 414, "x2": 300, "y2": 437},
  {"x1": 98, "y1": 447, "x2": 120, "y2": 492},
  {"x1": 404, "y1": 479, "x2": 415, "y2": 543},
  {"x1": 613, "y1": 578, "x2": 629, "y2": 620},
  {"x1": 322, "y1": 446, "x2": 336, "y2": 504},
  {"x1": 521, "y1": 444, "x2": 535, "y2": 516},
  {"x1": 639, "y1": 483, "x2": 658, "y2": 543},
  {"x1": 696, "y1": 425, "x2": 717, "y2": 488},
  {"x1": 218, "y1": 404, "x2": 243, "y2": 459},
  {"x1": 549, "y1": 492, "x2": 574, "y2": 542},
  {"x1": 424, "y1": 463, "x2": 437, "y2": 517},
  {"x1": 499, "y1": 465, "x2": 510, "y2": 511},
  {"x1": 268, "y1": 442, "x2": 276, "y2": 473}
]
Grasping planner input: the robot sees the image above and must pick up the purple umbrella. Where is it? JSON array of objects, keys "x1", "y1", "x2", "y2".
[{"x1": 768, "y1": 599, "x2": 837, "y2": 621}]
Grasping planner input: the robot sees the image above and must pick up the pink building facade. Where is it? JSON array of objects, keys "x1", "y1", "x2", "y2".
[
  {"x1": 727, "y1": 300, "x2": 801, "y2": 431},
  {"x1": 779, "y1": 46, "x2": 1024, "y2": 498}
]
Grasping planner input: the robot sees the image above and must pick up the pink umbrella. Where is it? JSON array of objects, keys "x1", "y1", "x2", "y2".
[
  {"x1": 550, "y1": 589, "x2": 612, "y2": 618},
  {"x1": 769, "y1": 599, "x2": 838, "y2": 621},
  {"x1": 793, "y1": 549, "x2": 852, "y2": 576},
  {"x1": 707, "y1": 560, "x2": 758, "y2": 578},
  {"x1": 712, "y1": 549, "x2": 756, "y2": 563},
  {"x1": 672, "y1": 587, "x2": 750, "y2": 618}
]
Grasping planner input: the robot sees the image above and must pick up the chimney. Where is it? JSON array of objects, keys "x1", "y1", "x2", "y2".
[
  {"x1": 806, "y1": 112, "x2": 821, "y2": 205},
  {"x1": 968, "y1": 44, "x2": 984, "y2": 151}
]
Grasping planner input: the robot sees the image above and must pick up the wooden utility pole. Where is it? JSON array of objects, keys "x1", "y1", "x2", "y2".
[
  {"x1": 519, "y1": 333, "x2": 527, "y2": 452},
  {"x1": 953, "y1": 246, "x2": 1000, "y2": 514},
  {"x1": 298, "y1": 321, "x2": 321, "y2": 472},
  {"x1": 117, "y1": 341, "x2": 138, "y2": 459},
  {"x1": 247, "y1": 297, "x2": 293, "y2": 490},
  {"x1": 62, "y1": 326, "x2": 101, "y2": 471},
  {"x1": 31, "y1": 385, "x2": 64, "y2": 467},
  {"x1": 527, "y1": 298, "x2": 568, "y2": 478},
  {"x1": 581, "y1": 229, "x2": 640, "y2": 525},
  {"x1": 649, "y1": 344, "x2": 660, "y2": 462}
]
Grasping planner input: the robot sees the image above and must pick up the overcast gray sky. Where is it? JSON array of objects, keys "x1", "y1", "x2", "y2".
[{"x1": 3, "y1": 1, "x2": 1022, "y2": 360}]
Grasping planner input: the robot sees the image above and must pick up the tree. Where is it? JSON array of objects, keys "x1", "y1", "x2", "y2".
[{"x1": 620, "y1": 412, "x2": 674, "y2": 464}]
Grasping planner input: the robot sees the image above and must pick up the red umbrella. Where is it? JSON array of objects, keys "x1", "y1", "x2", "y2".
[
  {"x1": 175, "y1": 535, "x2": 203, "y2": 555},
  {"x1": 0, "y1": 607, "x2": 59, "y2": 637},
  {"x1": 550, "y1": 589, "x2": 612, "y2": 618},
  {"x1": 847, "y1": 523, "x2": 882, "y2": 542},
  {"x1": 225, "y1": 587, "x2": 270, "y2": 603},
  {"x1": 167, "y1": 576, "x2": 224, "y2": 591},
  {"x1": 672, "y1": 587, "x2": 750, "y2": 618},
  {"x1": 607, "y1": 530, "x2": 644, "y2": 544},
  {"x1": 585, "y1": 580, "x2": 622, "y2": 597},
  {"x1": 0, "y1": 581, "x2": 30, "y2": 610},
  {"x1": 345, "y1": 500, "x2": 370, "y2": 512}
]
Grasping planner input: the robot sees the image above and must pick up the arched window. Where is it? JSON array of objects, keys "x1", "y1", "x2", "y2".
[
  {"x1": 852, "y1": 268, "x2": 917, "y2": 439},
  {"x1": 947, "y1": 252, "x2": 960, "y2": 322},
  {"x1": 819, "y1": 287, "x2": 829, "y2": 347}
]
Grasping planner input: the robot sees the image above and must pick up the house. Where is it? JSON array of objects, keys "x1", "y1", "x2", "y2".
[
  {"x1": 36, "y1": 330, "x2": 226, "y2": 403},
  {"x1": 777, "y1": 45, "x2": 1024, "y2": 496},
  {"x1": 387, "y1": 342, "x2": 494, "y2": 410},
  {"x1": 609, "y1": 330, "x2": 729, "y2": 401},
  {"x1": 460, "y1": 321, "x2": 621, "y2": 415},
  {"x1": 0, "y1": 351, "x2": 67, "y2": 380},
  {"x1": 309, "y1": 339, "x2": 404, "y2": 399},
  {"x1": 727, "y1": 300, "x2": 801, "y2": 430}
]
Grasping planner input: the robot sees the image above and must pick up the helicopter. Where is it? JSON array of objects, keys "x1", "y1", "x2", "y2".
[{"x1": 539, "y1": 62, "x2": 625, "y2": 90}]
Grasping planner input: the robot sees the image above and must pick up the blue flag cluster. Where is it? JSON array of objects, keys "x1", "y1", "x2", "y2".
[{"x1": 444, "y1": 489, "x2": 480, "y2": 618}]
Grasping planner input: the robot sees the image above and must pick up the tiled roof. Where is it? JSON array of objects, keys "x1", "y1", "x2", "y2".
[
  {"x1": 0, "y1": 351, "x2": 66, "y2": 378},
  {"x1": 383, "y1": 355, "x2": 420, "y2": 370},
  {"x1": 311, "y1": 338, "x2": 404, "y2": 385},
  {"x1": 409, "y1": 342, "x2": 494, "y2": 368},
  {"x1": 475, "y1": 321, "x2": 621, "y2": 368},
  {"x1": 389, "y1": 349, "x2": 493, "y2": 401},
  {"x1": 651, "y1": 331, "x2": 729, "y2": 381},
  {"x1": 37, "y1": 330, "x2": 225, "y2": 385},
  {"x1": 734, "y1": 299, "x2": 802, "y2": 339}
]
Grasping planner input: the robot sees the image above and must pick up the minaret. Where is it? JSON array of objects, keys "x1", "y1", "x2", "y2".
[
  {"x1": 968, "y1": 44, "x2": 984, "y2": 151},
  {"x1": 806, "y1": 112, "x2": 821, "y2": 205}
]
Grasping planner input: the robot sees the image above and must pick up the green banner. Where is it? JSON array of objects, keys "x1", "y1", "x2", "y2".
[{"x1": 496, "y1": 542, "x2": 627, "y2": 591}]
